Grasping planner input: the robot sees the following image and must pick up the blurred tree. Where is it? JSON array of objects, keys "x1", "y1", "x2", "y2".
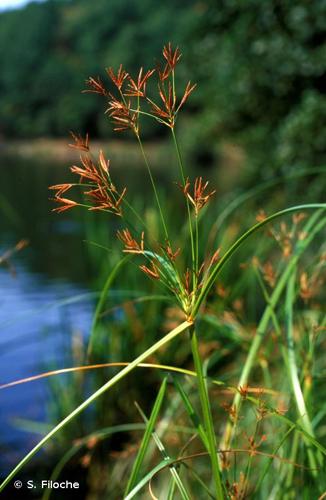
[
  {"x1": 0, "y1": 0, "x2": 196, "y2": 138},
  {"x1": 190, "y1": 0, "x2": 326, "y2": 176}
]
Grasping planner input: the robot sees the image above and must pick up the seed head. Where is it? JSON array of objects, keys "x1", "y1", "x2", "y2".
[
  {"x1": 139, "y1": 261, "x2": 160, "y2": 280},
  {"x1": 84, "y1": 76, "x2": 108, "y2": 96},
  {"x1": 52, "y1": 197, "x2": 79, "y2": 213},
  {"x1": 183, "y1": 177, "x2": 216, "y2": 216},
  {"x1": 162, "y1": 42, "x2": 181, "y2": 70},
  {"x1": 125, "y1": 68, "x2": 155, "y2": 97},
  {"x1": 69, "y1": 132, "x2": 89, "y2": 152},
  {"x1": 106, "y1": 96, "x2": 138, "y2": 134},
  {"x1": 106, "y1": 64, "x2": 129, "y2": 90},
  {"x1": 117, "y1": 229, "x2": 144, "y2": 254},
  {"x1": 50, "y1": 139, "x2": 126, "y2": 216}
]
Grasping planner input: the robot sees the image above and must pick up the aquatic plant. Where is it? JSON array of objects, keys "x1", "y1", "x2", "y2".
[{"x1": 1, "y1": 44, "x2": 325, "y2": 499}]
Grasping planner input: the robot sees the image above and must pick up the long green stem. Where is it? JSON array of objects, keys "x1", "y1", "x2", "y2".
[
  {"x1": 0, "y1": 321, "x2": 192, "y2": 492},
  {"x1": 195, "y1": 215, "x2": 199, "y2": 278},
  {"x1": 190, "y1": 326, "x2": 224, "y2": 499},
  {"x1": 136, "y1": 135, "x2": 169, "y2": 241},
  {"x1": 253, "y1": 242, "x2": 324, "y2": 473},
  {"x1": 285, "y1": 271, "x2": 319, "y2": 474},
  {"x1": 87, "y1": 255, "x2": 131, "y2": 359},
  {"x1": 171, "y1": 128, "x2": 196, "y2": 285},
  {"x1": 221, "y1": 210, "x2": 326, "y2": 450}
]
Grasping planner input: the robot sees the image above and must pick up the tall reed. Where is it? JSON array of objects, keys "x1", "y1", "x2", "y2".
[{"x1": 1, "y1": 44, "x2": 325, "y2": 498}]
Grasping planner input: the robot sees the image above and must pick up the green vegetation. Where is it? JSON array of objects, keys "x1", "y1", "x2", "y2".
[
  {"x1": 191, "y1": 0, "x2": 326, "y2": 175},
  {"x1": 0, "y1": 0, "x2": 194, "y2": 138},
  {"x1": 1, "y1": 0, "x2": 325, "y2": 177},
  {"x1": 1, "y1": 1, "x2": 326, "y2": 498},
  {"x1": 1, "y1": 42, "x2": 325, "y2": 499}
]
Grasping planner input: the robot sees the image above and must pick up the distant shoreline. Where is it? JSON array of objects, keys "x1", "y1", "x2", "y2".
[
  {"x1": 0, "y1": 138, "x2": 174, "y2": 167},
  {"x1": 0, "y1": 138, "x2": 245, "y2": 190}
]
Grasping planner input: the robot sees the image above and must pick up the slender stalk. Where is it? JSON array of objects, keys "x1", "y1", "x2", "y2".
[
  {"x1": 87, "y1": 255, "x2": 131, "y2": 359},
  {"x1": 190, "y1": 325, "x2": 224, "y2": 499},
  {"x1": 125, "y1": 379, "x2": 168, "y2": 494},
  {"x1": 195, "y1": 215, "x2": 199, "y2": 278},
  {"x1": 285, "y1": 271, "x2": 319, "y2": 474},
  {"x1": 171, "y1": 128, "x2": 196, "y2": 286},
  {"x1": 133, "y1": 399, "x2": 192, "y2": 500},
  {"x1": 136, "y1": 135, "x2": 169, "y2": 241},
  {"x1": 221, "y1": 211, "x2": 326, "y2": 450},
  {"x1": 254, "y1": 235, "x2": 323, "y2": 479},
  {"x1": 284, "y1": 430, "x2": 300, "y2": 496}
]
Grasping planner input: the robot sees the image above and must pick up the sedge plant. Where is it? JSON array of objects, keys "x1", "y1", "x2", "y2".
[{"x1": 1, "y1": 44, "x2": 325, "y2": 498}]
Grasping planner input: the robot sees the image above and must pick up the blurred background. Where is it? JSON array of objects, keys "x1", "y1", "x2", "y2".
[{"x1": 0, "y1": 0, "x2": 325, "y2": 498}]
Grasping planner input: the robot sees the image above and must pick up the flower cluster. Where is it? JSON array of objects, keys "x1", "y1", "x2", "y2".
[
  {"x1": 183, "y1": 177, "x2": 216, "y2": 216},
  {"x1": 50, "y1": 44, "x2": 217, "y2": 319},
  {"x1": 49, "y1": 133, "x2": 126, "y2": 216},
  {"x1": 84, "y1": 43, "x2": 196, "y2": 133}
]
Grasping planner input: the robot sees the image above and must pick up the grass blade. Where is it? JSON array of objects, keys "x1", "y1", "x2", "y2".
[
  {"x1": 134, "y1": 399, "x2": 192, "y2": 500},
  {"x1": 190, "y1": 327, "x2": 224, "y2": 499},
  {"x1": 220, "y1": 210, "x2": 326, "y2": 449},
  {"x1": 87, "y1": 255, "x2": 131, "y2": 358},
  {"x1": 193, "y1": 204, "x2": 326, "y2": 316},
  {"x1": 172, "y1": 375, "x2": 209, "y2": 451},
  {"x1": 126, "y1": 378, "x2": 168, "y2": 494}
]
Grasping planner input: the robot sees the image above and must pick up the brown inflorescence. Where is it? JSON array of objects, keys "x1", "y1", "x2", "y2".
[
  {"x1": 117, "y1": 229, "x2": 145, "y2": 254},
  {"x1": 49, "y1": 133, "x2": 126, "y2": 216},
  {"x1": 84, "y1": 43, "x2": 195, "y2": 133},
  {"x1": 183, "y1": 177, "x2": 216, "y2": 216}
]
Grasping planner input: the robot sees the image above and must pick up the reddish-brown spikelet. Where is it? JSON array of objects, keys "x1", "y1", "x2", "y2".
[
  {"x1": 238, "y1": 384, "x2": 249, "y2": 399},
  {"x1": 183, "y1": 268, "x2": 192, "y2": 295},
  {"x1": 98, "y1": 150, "x2": 109, "y2": 173},
  {"x1": 256, "y1": 209, "x2": 267, "y2": 223},
  {"x1": 162, "y1": 42, "x2": 181, "y2": 70},
  {"x1": 52, "y1": 197, "x2": 79, "y2": 213},
  {"x1": 147, "y1": 81, "x2": 176, "y2": 128},
  {"x1": 84, "y1": 76, "x2": 108, "y2": 96},
  {"x1": 106, "y1": 96, "x2": 138, "y2": 133},
  {"x1": 70, "y1": 156, "x2": 102, "y2": 184},
  {"x1": 156, "y1": 60, "x2": 171, "y2": 82},
  {"x1": 184, "y1": 177, "x2": 216, "y2": 215},
  {"x1": 86, "y1": 186, "x2": 125, "y2": 215},
  {"x1": 117, "y1": 229, "x2": 144, "y2": 254},
  {"x1": 208, "y1": 248, "x2": 221, "y2": 270},
  {"x1": 247, "y1": 434, "x2": 267, "y2": 457},
  {"x1": 176, "y1": 81, "x2": 197, "y2": 112},
  {"x1": 50, "y1": 140, "x2": 126, "y2": 216},
  {"x1": 221, "y1": 402, "x2": 238, "y2": 423},
  {"x1": 49, "y1": 183, "x2": 74, "y2": 197},
  {"x1": 139, "y1": 261, "x2": 160, "y2": 280},
  {"x1": 158, "y1": 81, "x2": 175, "y2": 113},
  {"x1": 106, "y1": 64, "x2": 129, "y2": 90},
  {"x1": 69, "y1": 132, "x2": 89, "y2": 152},
  {"x1": 262, "y1": 261, "x2": 276, "y2": 288},
  {"x1": 148, "y1": 95, "x2": 171, "y2": 122},
  {"x1": 163, "y1": 243, "x2": 180, "y2": 262},
  {"x1": 125, "y1": 68, "x2": 155, "y2": 97}
]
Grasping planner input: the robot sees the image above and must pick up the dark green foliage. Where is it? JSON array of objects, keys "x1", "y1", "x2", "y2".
[
  {"x1": 190, "y1": 0, "x2": 326, "y2": 175},
  {"x1": 1, "y1": 0, "x2": 325, "y2": 174},
  {"x1": 0, "y1": 0, "x2": 195, "y2": 138}
]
